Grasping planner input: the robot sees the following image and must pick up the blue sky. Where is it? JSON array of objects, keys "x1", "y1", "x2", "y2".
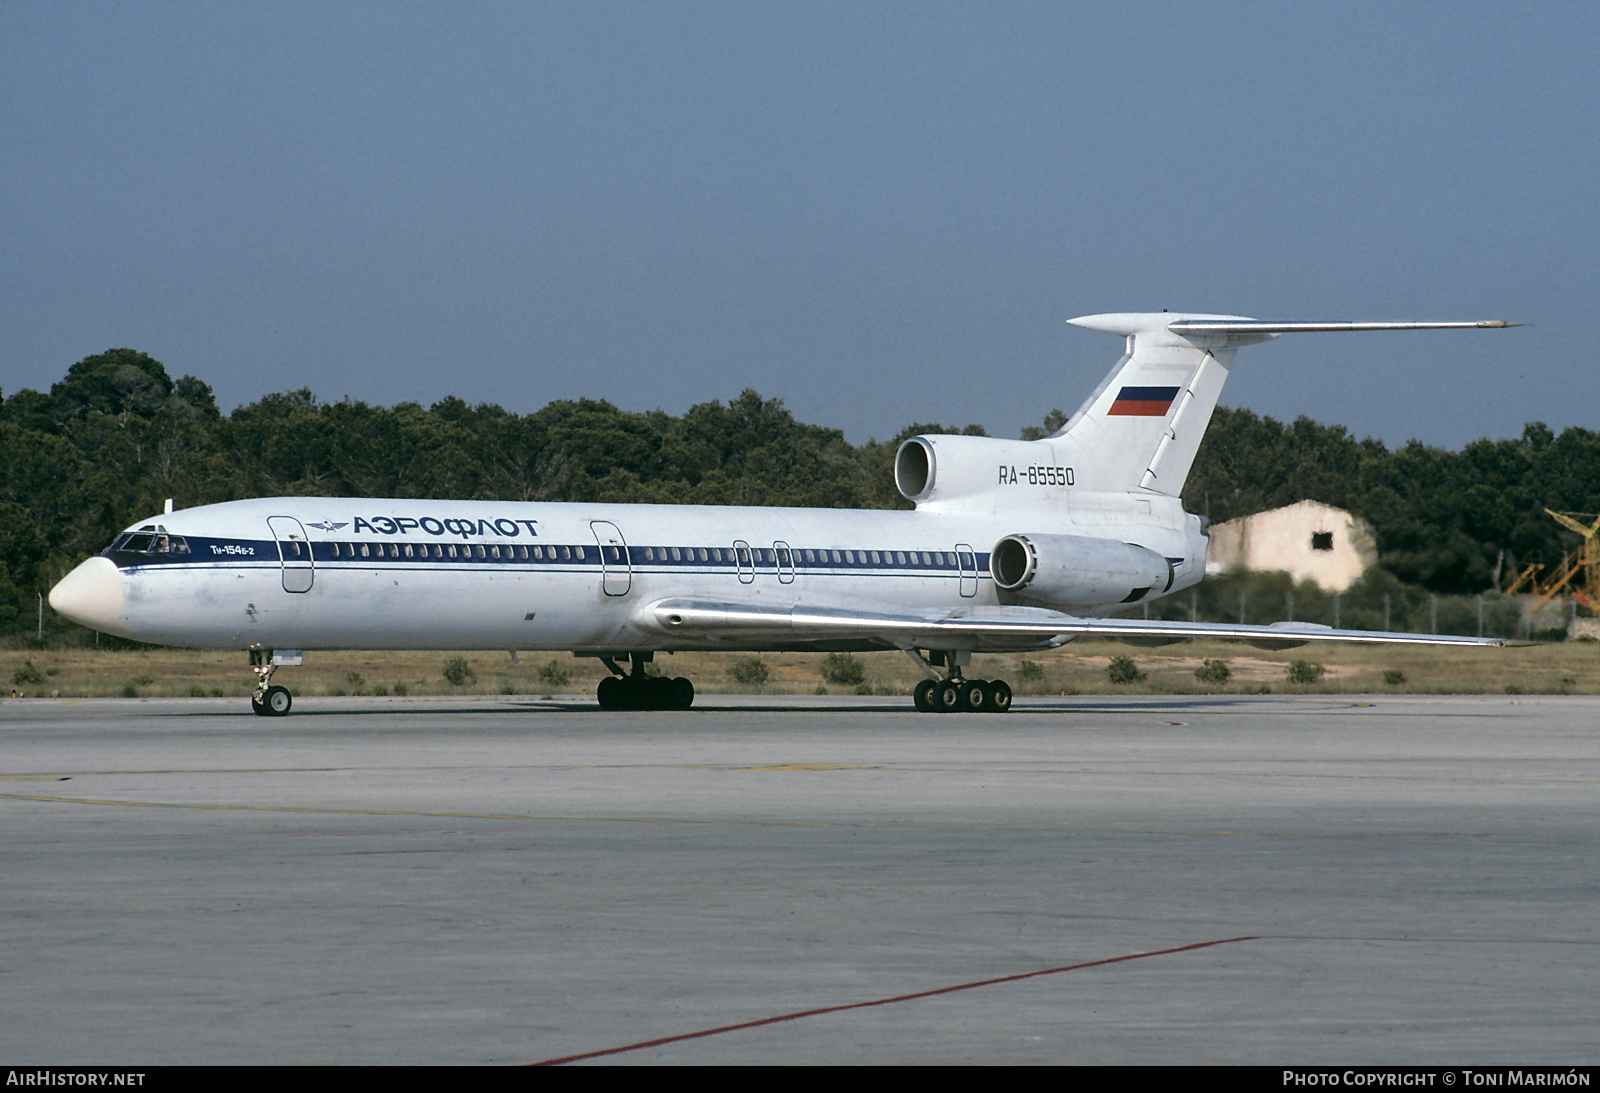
[{"x1": 4, "y1": 1, "x2": 1592, "y2": 449}]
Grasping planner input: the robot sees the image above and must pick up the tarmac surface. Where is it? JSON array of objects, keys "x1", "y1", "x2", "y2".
[{"x1": 2, "y1": 692, "x2": 1596, "y2": 1065}]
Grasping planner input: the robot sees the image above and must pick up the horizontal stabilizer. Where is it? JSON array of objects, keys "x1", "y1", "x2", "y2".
[{"x1": 1166, "y1": 319, "x2": 1522, "y2": 335}]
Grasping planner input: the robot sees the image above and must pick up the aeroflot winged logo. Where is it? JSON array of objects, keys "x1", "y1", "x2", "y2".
[
  {"x1": 305, "y1": 521, "x2": 349, "y2": 532},
  {"x1": 1107, "y1": 385, "x2": 1180, "y2": 417}
]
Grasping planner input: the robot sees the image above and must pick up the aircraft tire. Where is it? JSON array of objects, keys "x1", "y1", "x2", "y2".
[
  {"x1": 251, "y1": 692, "x2": 269, "y2": 717},
  {"x1": 645, "y1": 675, "x2": 673, "y2": 709},
  {"x1": 958, "y1": 680, "x2": 987, "y2": 712},
  {"x1": 264, "y1": 685, "x2": 292, "y2": 716},
  {"x1": 597, "y1": 676, "x2": 623, "y2": 710},
  {"x1": 934, "y1": 680, "x2": 962, "y2": 712},
  {"x1": 669, "y1": 677, "x2": 694, "y2": 710},
  {"x1": 913, "y1": 679, "x2": 936, "y2": 712},
  {"x1": 984, "y1": 679, "x2": 1012, "y2": 713}
]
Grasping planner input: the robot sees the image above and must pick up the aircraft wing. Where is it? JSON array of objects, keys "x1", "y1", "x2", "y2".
[{"x1": 643, "y1": 599, "x2": 1524, "y2": 649}]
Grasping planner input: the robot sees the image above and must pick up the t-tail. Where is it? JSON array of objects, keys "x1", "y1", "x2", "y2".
[{"x1": 1054, "y1": 313, "x2": 1522, "y2": 498}]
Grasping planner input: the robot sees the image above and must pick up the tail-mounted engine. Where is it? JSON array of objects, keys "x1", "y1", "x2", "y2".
[
  {"x1": 991, "y1": 533, "x2": 1174, "y2": 608},
  {"x1": 896, "y1": 435, "x2": 1070, "y2": 508}
]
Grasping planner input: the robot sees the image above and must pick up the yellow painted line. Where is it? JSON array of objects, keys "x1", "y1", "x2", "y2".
[
  {"x1": 734, "y1": 764, "x2": 875, "y2": 771},
  {"x1": 4, "y1": 763, "x2": 1595, "y2": 785},
  {"x1": 2, "y1": 792, "x2": 1596, "y2": 843},
  {"x1": 0, "y1": 791, "x2": 831, "y2": 825},
  {"x1": 0, "y1": 791, "x2": 551, "y2": 821}
]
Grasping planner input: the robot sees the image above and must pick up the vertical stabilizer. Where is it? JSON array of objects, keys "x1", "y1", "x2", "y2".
[{"x1": 1053, "y1": 313, "x2": 1267, "y2": 495}]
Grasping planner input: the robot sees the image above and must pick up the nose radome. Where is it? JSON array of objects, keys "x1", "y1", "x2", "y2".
[{"x1": 49, "y1": 557, "x2": 128, "y2": 635}]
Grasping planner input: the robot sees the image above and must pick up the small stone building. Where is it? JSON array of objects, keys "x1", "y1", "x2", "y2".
[{"x1": 1204, "y1": 500, "x2": 1377, "y2": 592}]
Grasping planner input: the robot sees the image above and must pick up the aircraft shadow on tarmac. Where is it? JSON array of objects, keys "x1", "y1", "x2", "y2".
[{"x1": 170, "y1": 694, "x2": 1310, "y2": 717}]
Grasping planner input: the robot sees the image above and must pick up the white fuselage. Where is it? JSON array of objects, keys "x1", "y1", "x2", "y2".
[{"x1": 70, "y1": 493, "x2": 1205, "y2": 654}]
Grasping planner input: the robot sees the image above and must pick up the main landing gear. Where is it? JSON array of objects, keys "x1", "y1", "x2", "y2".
[
  {"x1": 913, "y1": 676, "x2": 1012, "y2": 714},
  {"x1": 596, "y1": 652, "x2": 694, "y2": 711},
  {"x1": 906, "y1": 649, "x2": 1011, "y2": 714},
  {"x1": 249, "y1": 648, "x2": 298, "y2": 717}
]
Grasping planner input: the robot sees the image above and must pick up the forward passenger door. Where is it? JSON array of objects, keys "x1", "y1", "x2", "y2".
[{"x1": 267, "y1": 516, "x2": 314, "y2": 594}]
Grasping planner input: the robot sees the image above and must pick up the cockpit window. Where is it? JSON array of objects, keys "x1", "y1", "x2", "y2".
[{"x1": 115, "y1": 531, "x2": 189, "y2": 555}]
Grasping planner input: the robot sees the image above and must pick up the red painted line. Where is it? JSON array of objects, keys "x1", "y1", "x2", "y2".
[{"x1": 529, "y1": 935, "x2": 1258, "y2": 1066}]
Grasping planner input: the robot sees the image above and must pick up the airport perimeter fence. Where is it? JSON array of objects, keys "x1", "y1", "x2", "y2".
[{"x1": 1129, "y1": 569, "x2": 1566, "y2": 641}]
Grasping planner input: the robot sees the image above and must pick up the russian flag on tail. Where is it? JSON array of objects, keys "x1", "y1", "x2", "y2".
[{"x1": 1107, "y1": 385, "x2": 1180, "y2": 417}]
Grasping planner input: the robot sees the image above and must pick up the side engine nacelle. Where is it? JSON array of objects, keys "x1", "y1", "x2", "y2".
[{"x1": 991, "y1": 533, "x2": 1174, "y2": 608}]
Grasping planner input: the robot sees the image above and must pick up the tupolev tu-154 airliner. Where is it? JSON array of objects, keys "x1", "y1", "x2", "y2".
[{"x1": 49, "y1": 312, "x2": 1522, "y2": 716}]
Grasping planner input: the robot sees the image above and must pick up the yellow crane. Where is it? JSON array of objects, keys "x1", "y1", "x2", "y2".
[{"x1": 1528, "y1": 510, "x2": 1600, "y2": 609}]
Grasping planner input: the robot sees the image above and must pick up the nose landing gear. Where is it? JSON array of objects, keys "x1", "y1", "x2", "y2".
[{"x1": 249, "y1": 648, "x2": 300, "y2": 716}]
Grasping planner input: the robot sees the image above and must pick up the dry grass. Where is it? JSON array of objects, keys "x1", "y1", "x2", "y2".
[{"x1": 3, "y1": 638, "x2": 1596, "y2": 701}]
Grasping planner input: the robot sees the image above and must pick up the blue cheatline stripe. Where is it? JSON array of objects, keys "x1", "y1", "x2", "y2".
[{"x1": 109, "y1": 545, "x2": 994, "y2": 578}]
